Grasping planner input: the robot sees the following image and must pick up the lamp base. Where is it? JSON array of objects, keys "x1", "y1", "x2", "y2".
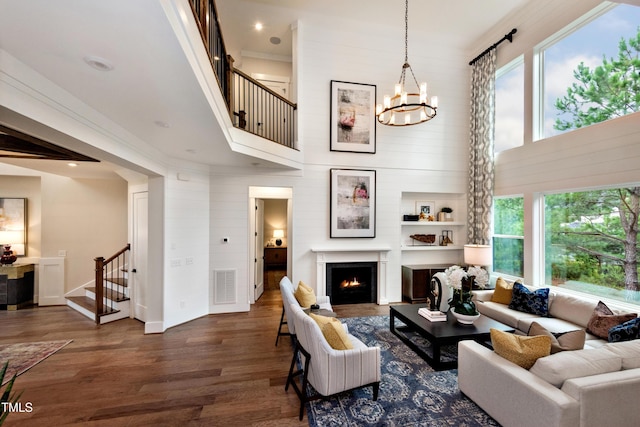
[
  {"x1": 1, "y1": 245, "x2": 17, "y2": 265},
  {"x1": 275, "y1": 239, "x2": 282, "y2": 247}
]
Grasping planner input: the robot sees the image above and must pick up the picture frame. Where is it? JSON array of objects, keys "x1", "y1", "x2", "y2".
[
  {"x1": 0, "y1": 198, "x2": 27, "y2": 256},
  {"x1": 330, "y1": 80, "x2": 376, "y2": 153},
  {"x1": 415, "y1": 200, "x2": 435, "y2": 221},
  {"x1": 330, "y1": 169, "x2": 376, "y2": 238}
]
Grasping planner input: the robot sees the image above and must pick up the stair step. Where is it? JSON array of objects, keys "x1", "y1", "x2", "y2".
[
  {"x1": 86, "y1": 287, "x2": 129, "y2": 302},
  {"x1": 67, "y1": 296, "x2": 119, "y2": 316},
  {"x1": 105, "y1": 277, "x2": 128, "y2": 287}
]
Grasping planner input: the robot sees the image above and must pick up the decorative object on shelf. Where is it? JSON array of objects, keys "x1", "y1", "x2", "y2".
[
  {"x1": 438, "y1": 207, "x2": 453, "y2": 222},
  {"x1": 444, "y1": 265, "x2": 488, "y2": 324},
  {"x1": 330, "y1": 80, "x2": 376, "y2": 153},
  {"x1": 375, "y1": 0, "x2": 438, "y2": 126},
  {"x1": 403, "y1": 214, "x2": 419, "y2": 221},
  {"x1": 330, "y1": 169, "x2": 376, "y2": 238},
  {"x1": 0, "y1": 198, "x2": 27, "y2": 258},
  {"x1": 415, "y1": 201, "x2": 435, "y2": 221},
  {"x1": 439, "y1": 230, "x2": 453, "y2": 246},
  {"x1": 273, "y1": 229, "x2": 284, "y2": 247},
  {"x1": 410, "y1": 234, "x2": 436, "y2": 245}
]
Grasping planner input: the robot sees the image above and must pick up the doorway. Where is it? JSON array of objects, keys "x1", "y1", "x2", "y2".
[{"x1": 248, "y1": 186, "x2": 292, "y2": 304}]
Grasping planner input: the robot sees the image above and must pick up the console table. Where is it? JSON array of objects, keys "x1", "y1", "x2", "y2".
[
  {"x1": 264, "y1": 247, "x2": 287, "y2": 269},
  {"x1": 0, "y1": 263, "x2": 35, "y2": 310},
  {"x1": 401, "y1": 264, "x2": 448, "y2": 304}
]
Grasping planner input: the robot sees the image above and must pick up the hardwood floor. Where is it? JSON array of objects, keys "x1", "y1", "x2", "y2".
[{"x1": 0, "y1": 290, "x2": 390, "y2": 426}]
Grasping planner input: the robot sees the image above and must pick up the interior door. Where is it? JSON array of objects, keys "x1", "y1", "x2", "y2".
[
  {"x1": 254, "y1": 199, "x2": 265, "y2": 300},
  {"x1": 132, "y1": 191, "x2": 148, "y2": 321}
]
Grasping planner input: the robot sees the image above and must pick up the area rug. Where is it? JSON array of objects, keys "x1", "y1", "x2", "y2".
[
  {"x1": 306, "y1": 315, "x2": 498, "y2": 426},
  {"x1": 0, "y1": 340, "x2": 72, "y2": 385}
]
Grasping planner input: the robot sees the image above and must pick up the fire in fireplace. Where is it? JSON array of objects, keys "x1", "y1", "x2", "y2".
[{"x1": 326, "y1": 262, "x2": 377, "y2": 305}]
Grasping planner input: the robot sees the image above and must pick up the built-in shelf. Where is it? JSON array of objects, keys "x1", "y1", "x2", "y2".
[
  {"x1": 401, "y1": 221, "x2": 465, "y2": 226},
  {"x1": 401, "y1": 245, "x2": 464, "y2": 251}
]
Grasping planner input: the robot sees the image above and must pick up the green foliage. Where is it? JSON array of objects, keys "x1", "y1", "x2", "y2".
[
  {"x1": 1, "y1": 361, "x2": 22, "y2": 425},
  {"x1": 554, "y1": 27, "x2": 640, "y2": 131}
]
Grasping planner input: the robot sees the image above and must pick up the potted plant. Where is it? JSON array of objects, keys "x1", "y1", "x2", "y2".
[
  {"x1": 444, "y1": 265, "x2": 488, "y2": 324},
  {"x1": 439, "y1": 207, "x2": 453, "y2": 222},
  {"x1": 1, "y1": 362, "x2": 22, "y2": 425}
]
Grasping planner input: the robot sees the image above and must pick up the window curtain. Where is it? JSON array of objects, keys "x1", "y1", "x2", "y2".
[{"x1": 467, "y1": 49, "x2": 496, "y2": 246}]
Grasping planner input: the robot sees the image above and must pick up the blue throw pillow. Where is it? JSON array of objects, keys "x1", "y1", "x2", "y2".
[
  {"x1": 508, "y1": 283, "x2": 550, "y2": 316},
  {"x1": 608, "y1": 317, "x2": 640, "y2": 342}
]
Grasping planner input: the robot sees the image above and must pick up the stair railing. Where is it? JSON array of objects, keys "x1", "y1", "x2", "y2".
[
  {"x1": 94, "y1": 244, "x2": 130, "y2": 324},
  {"x1": 189, "y1": 0, "x2": 298, "y2": 149}
]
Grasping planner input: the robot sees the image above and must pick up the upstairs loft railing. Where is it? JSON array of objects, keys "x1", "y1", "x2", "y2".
[
  {"x1": 94, "y1": 244, "x2": 130, "y2": 325},
  {"x1": 189, "y1": 0, "x2": 297, "y2": 149}
]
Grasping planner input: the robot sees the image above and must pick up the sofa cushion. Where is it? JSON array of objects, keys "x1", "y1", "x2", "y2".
[
  {"x1": 604, "y1": 340, "x2": 640, "y2": 369},
  {"x1": 490, "y1": 277, "x2": 514, "y2": 305},
  {"x1": 529, "y1": 347, "x2": 622, "y2": 388},
  {"x1": 294, "y1": 280, "x2": 317, "y2": 308},
  {"x1": 528, "y1": 321, "x2": 586, "y2": 354},
  {"x1": 310, "y1": 313, "x2": 353, "y2": 350},
  {"x1": 476, "y1": 301, "x2": 538, "y2": 329},
  {"x1": 586, "y1": 301, "x2": 637, "y2": 340},
  {"x1": 518, "y1": 316, "x2": 588, "y2": 337},
  {"x1": 608, "y1": 317, "x2": 640, "y2": 343},
  {"x1": 509, "y1": 283, "x2": 550, "y2": 316},
  {"x1": 490, "y1": 328, "x2": 551, "y2": 369},
  {"x1": 548, "y1": 293, "x2": 598, "y2": 329}
]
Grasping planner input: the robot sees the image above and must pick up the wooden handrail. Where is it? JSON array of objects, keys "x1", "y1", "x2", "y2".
[
  {"x1": 233, "y1": 68, "x2": 297, "y2": 109},
  {"x1": 94, "y1": 244, "x2": 130, "y2": 324}
]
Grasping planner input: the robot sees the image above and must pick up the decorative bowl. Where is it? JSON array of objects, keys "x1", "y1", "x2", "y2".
[{"x1": 451, "y1": 310, "x2": 480, "y2": 325}]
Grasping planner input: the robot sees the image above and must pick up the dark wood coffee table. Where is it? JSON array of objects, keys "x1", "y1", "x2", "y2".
[{"x1": 390, "y1": 303, "x2": 514, "y2": 370}]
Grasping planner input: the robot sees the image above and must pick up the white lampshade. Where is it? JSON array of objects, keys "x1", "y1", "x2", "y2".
[
  {"x1": 0, "y1": 230, "x2": 23, "y2": 245},
  {"x1": 273, "y1": 229, "x2": 284, "y2": 239},
  {"x1": 464, "y1": 244, "x2": 492, "y2": 267}
]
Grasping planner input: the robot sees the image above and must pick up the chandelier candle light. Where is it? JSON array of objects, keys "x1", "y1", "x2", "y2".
[{"x1": 376, "y1": 0, "x2": 438, "y2": 126}]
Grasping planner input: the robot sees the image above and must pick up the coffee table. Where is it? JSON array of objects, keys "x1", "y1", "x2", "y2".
[{"x1": 390, "y1": 303, "x2": 514, "y2": 370}]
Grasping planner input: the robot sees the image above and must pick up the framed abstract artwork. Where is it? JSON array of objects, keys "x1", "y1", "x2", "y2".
[
  {"x1": 330, "y1": 80, "x2": 376, "y2": 153},
  {"x1": 330, "y1": 169, "x2": 376, "y2": 238},
  {"x1": 0, "y1": 198, "x2": 27, "y2": 256}
]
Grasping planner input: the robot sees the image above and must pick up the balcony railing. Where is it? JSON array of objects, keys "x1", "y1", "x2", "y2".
[{"x1": 189, "y1": 0, "x2": 297, "y2": 149}]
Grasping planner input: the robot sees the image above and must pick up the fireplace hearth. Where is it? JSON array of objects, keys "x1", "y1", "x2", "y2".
[{"x1": 326, "y1": 262, "x2": 377, "y2": 305}]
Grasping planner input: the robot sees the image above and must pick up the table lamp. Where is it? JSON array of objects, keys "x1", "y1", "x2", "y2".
[
  {"x1": 273, "y1": 229, "x2": 284, "y2": 247},
  {"x1": 463, "y1": 244, "x2": 492, "y2": 268},
  {"x1": 0, "y1": 230, "x2": 22, "y2": 265}
]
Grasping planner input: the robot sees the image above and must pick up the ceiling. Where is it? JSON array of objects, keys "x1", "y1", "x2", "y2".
[{"x1": 0, "y1": 0, "x2": 528, "y2": 178}]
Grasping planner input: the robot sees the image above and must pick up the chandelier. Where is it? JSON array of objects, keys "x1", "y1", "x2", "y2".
[{"x1": 376, "y1": 0, "x2": 438, "y2": 126}]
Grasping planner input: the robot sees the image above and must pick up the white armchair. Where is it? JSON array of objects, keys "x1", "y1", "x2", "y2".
[
  {"x1": 285, "y1": 303, "x2": 381, "y2": 420},
  {"x1": 276, "y1": 276, "x2": 331, "y2": 345}
]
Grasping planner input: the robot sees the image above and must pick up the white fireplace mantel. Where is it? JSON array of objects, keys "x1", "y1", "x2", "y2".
[{"x1": 311, "y1": 246, "x2": 391, "y2": 305}]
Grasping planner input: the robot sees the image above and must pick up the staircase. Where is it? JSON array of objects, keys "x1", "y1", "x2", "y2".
[{"x1": 66, "y1": 244, "x2": 131, "y2": 325}]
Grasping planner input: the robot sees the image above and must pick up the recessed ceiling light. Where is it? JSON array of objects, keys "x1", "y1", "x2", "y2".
[
  {"x1": 186, "y1": 149, "x2": 196, "y2": 154},
  {"x1": 154, "y1": 120, "x2": 171, "y2": 128},
  {"x1": 270, "y1": 37, "x2": 281, "y2": 45},
  {"x1": 255, "y1": 22, "x2": 263, "y2": 31},
  {"x1": 68, "y1": 162, "x2": 78, "y2": 167},
  {"x1": 83, "y1": 55, "x2": 114, "y2": 72}
]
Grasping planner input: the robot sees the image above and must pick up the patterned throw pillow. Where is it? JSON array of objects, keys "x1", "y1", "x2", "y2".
[
  {"x1": 586, "y1": 301, "x2": 637, "y2": 340},
  {"x1": 528, "y1": 321, "x2": 586, "y2": 353},
  {"x1": 608, "y1": 317, "x2": 640, "y2": 343},
  {"x1": 508, "y1": 283, "x2": 550, "y2": 316},
  {"x1": 491, "y1": 328, "x2": 552, "y2": 369}
]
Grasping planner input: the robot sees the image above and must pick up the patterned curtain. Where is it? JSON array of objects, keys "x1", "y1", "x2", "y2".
[{"x1": 467, "y1": 49, "x2": 496, "y2": 245}]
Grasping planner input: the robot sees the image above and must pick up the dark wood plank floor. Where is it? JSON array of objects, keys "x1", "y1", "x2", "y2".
[{"x1": 0, "y1": 290, "x2": 390, "y2": 426}]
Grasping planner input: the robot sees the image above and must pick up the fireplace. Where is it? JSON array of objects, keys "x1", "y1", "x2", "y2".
[{"x1": 326, "y1": 262, "x2": 377, "y2": 305}]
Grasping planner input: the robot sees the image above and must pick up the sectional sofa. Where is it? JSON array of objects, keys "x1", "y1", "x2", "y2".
[{"x1": 457, "y1": 280, "x2": 640, "y2": 427}]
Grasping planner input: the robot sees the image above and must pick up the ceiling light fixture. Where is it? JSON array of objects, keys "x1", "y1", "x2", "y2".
[
  {"x1": 83, "y1": 55, "x2": 114, "y2": 72},
  {"x1": 376, "y1": 0, "x2": 438, "y2": 126},
  {"x1": 255, "y1": 22, "x2": 263, "y2": 31},
  {"x1": 67, "y1": 162, "x2": 78, "y2": 167}
]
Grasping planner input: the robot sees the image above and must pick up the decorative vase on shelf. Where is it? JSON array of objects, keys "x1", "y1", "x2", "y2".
[{"x1": 451, "y1": 309, "x2": 480, "y2": 325}]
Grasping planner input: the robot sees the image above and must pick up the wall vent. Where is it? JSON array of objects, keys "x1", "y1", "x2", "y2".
[{"x1": 213, "y1": 269, "x2": 237, "y2": 304}]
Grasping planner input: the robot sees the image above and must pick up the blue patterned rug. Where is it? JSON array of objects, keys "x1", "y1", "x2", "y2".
[{"x1": 306, "y1": 315, "x2": 499, "y2": 426}]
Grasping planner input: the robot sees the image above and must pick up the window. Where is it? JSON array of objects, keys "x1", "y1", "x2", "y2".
[
  {"x1": 544, "y1": 188, "x2": 640, "y2": 306},
  {"x1": 539, "y1": 3, "x2": 640, "y2": 139},
  {"x1": 493, "y1": 196, "x2": 524, "y2": 277},
  {"x1": 495, "y1": 57, "x2": 524, "y2": 153}
]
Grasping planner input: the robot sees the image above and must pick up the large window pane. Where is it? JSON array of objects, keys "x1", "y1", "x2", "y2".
[
  {"x1": 541, "y1": 4, "x2": 640, "y2": 139},
  {"x1": 493, "y1": 197, "x2": 524, "y2": 277},
  {"x1": 544, "y1": 188, "x2": 640, "y2": 306},
  {"x1": 495, "y1": 59, "x2": 524, "y2": 153}
]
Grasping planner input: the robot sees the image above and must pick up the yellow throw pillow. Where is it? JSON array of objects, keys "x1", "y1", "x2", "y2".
[
  {"x1": 294, "y1": 280, "x2": 316, "y2": 308},
  {"x1": 491, "y1": 277, "x2": 514, "y2": 305},
  {"x1": 490, "y1": 328, "x2": 551, "y2": 369},
  {"x1": 310, "y1": 313, "x2": 353, "y2": 350}
]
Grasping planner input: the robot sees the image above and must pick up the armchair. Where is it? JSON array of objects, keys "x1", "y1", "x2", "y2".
[{"x1": 285, "y1": 303, "x2": 381, "y2": 420}]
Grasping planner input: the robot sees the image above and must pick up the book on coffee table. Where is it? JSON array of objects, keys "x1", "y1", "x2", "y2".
[{"x1": 418, "y1": 308, "x2": 447, "y2": 322}]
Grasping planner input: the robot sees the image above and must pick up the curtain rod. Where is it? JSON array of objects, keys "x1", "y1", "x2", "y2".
[{"x1": 469, "y1": 28, "x2": 517, "y2": 66}]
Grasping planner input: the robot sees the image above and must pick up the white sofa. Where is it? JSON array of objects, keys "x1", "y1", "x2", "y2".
[{"x1": 458, "y1": 282, "x2": 640, "y2": 427}]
